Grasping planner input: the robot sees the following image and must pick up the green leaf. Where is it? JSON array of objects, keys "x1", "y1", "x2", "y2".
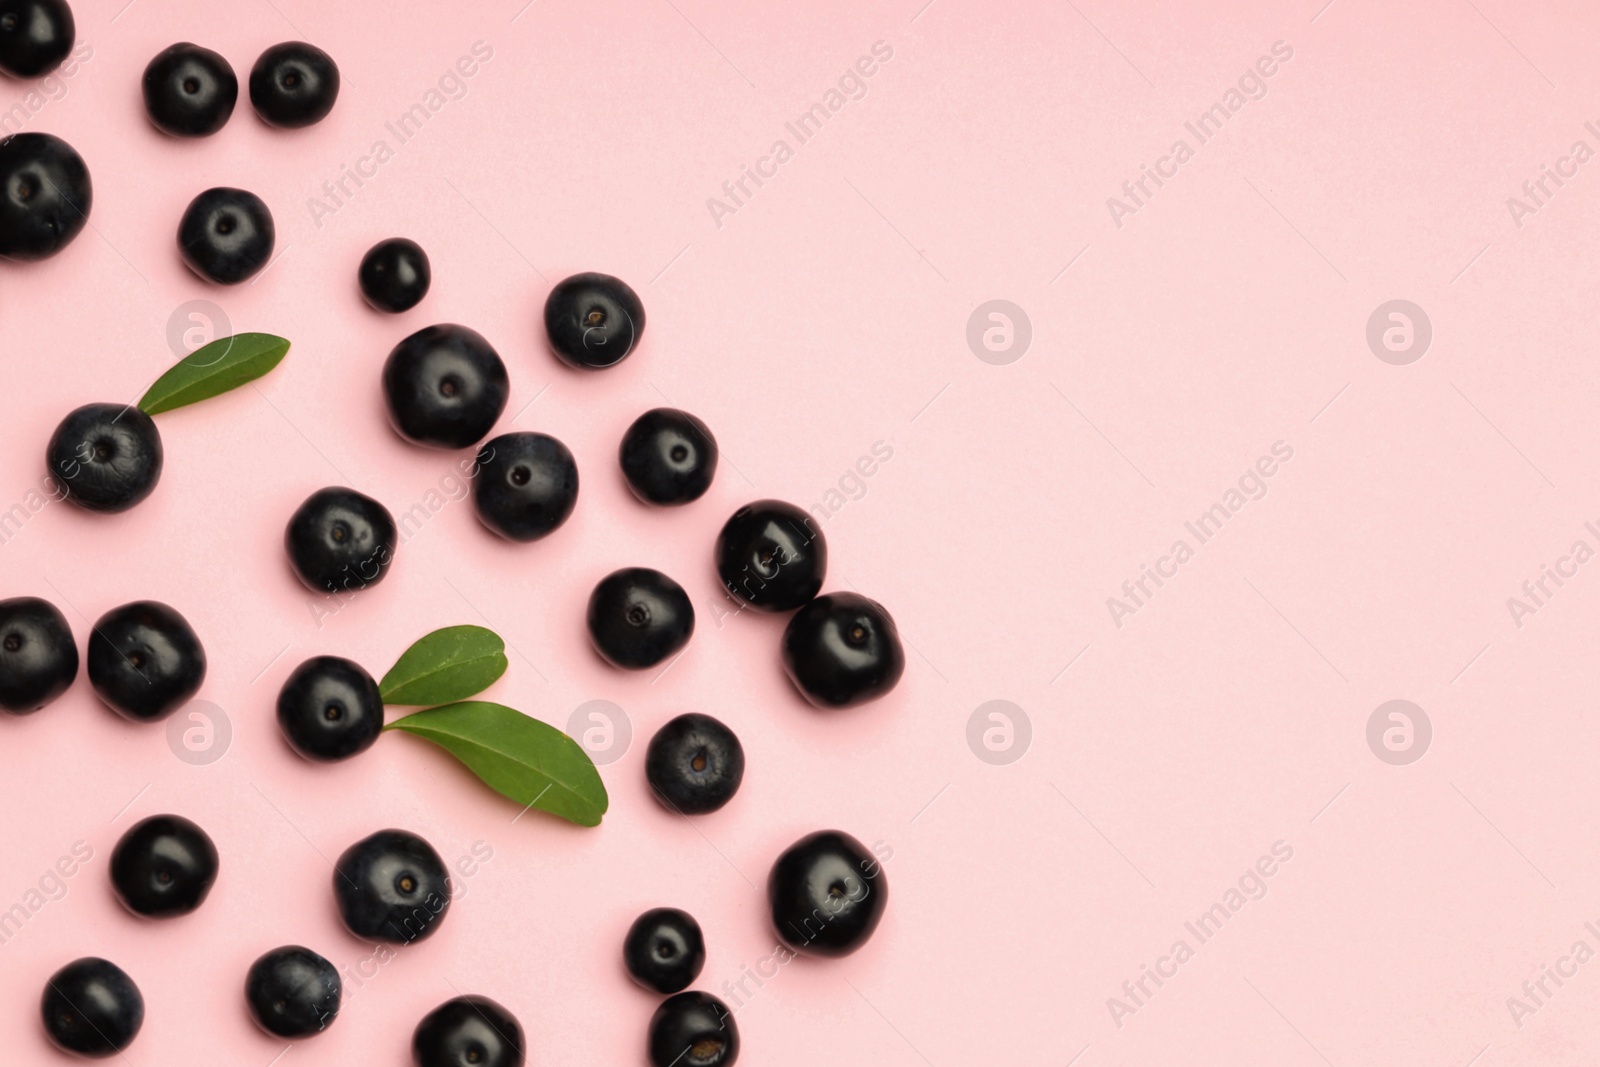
[
  {"x1": 137, "y1": 332, "x2": 292, "y2": 416},
  {"x1": 386, "y1": 701, "x2": 608, "y2": 826},
  {"x1": 379, "y1": 625, "x2": 508, "y2": 706}
]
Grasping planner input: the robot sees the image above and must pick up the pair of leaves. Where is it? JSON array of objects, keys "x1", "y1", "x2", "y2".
[{"x1": 138, "y1": 333, "x2": 291, "y2": 416}]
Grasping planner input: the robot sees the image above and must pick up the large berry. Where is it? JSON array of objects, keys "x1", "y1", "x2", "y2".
[
  {"x1": 648, "y1": 991, "x2": 738, "y2": 1067},
  {"x1": 360, "y1": 237, "x2": 430, "y2": 313},
  {"x1": 383, "y1": 324, "x2": 508, "y2": 449},
  {"x1": 645, "y1": 713, "x2": 744, "y2": 815},
  {"x1": 543, "y1": 272, "x2": 644, "y2": 369},
  {"x1": 285, "y1": 487, "x2": 397, "y2": 594},
  {"x1": 586, "y1": 567, "x2": 693, "y2": 670},
  {"x1": 332, "y1": 829, "x2": 450, "y2": 944},
  {"x1": 0, "y1": 131, "x2": 90, "y2": 260},
  {"x1": 110, "y1": 814, "x2": 218, "y2": 918},
  {"x1": 0, "y1": 0, "x2": 73, "y2": 78},
  {"x1": 276, "y1": 655, "x2": 383, "y2": 762},
  {"x1": 620, "y1": 408, "x2": 717, "y2": 506},
  {"x1": 142, "y1": 43, "x2": 236, "y2": 137},
  {"x1": 178, "y1": 186, "x2": 274, "y2": 284},
  {"x1": 623, "y1": 907, "x2": 705, "y2": 994},
  {"x1": 472, "y1": 432, "x2": 578, "y2": 542},
  {"x1": 714, "y1": 500, "x2": 825, "y2": 612},
  {"x1": 412, "y1": 995, "x2": 524, "y2": 1067},
  {"x1": 47, "y1": 402, "x2": 163, "y2": 513},
  {"x1": 767, "y1": 830, "x2": 887, "y2": 957},
  {"x1": 781, "y1": 593, "x2": 904, "y2": 708},
  {"x1": 87, "y1": 600, "x2": 205, "y2": 722},
  {"x1": 249, "y1": 41, "x2": 339, "y2": 128},
  {"x1": 40, "y1": 957, "x2": 143, "y2": 1058},
  {"x1": 246, "y1": 946, "x2": 341, "y2": 1039},
  {"x1": 0, "y1": 595, "x2": 76, "y2": 714}
]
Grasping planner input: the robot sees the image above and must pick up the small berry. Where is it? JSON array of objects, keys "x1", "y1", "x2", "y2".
[
  {"x1": 382, "y1": 324, "x2": 508, "y2": 449},
  {"x1": 276, "y1": 656, "x2": 383, "y2": 762},
  {"x1": 246, "y1": 946, "x2": 341, "y2": 1039},
  {"x1": 285, "y1": 487, "x2": 397, "y2": 594},
  {"x1": 87, "y1": 600, "x2": 205, "y2": 722},
  {"x1": 623, "y1": 907, "x2": 705, "y2": 994},
  {"x1": 781, "y1": 593, "x2": 904, "y2": 708},
  {"x1": 648, "y1": 991, "x2": 739, "y2": 1067},
  {"x1": 543, "y1": 272, "x2": 645, "y2": 369},
  {"x1": 0, "y1": 0, "x2": 73, "y2": 78},
  {"x1": 142, "y1": 43, "x2": 236, "y2": 137},
  {"x1": 645, "y1": 713, "x2": 744, "y2": 815},
  {"x1": 47, "y1": 402, "x2": 163, "y2": 512},
  {"x1": 41, "y1": 957, "x2": 143, "y2": 1058},
  {"x1": 249, "y1": 41, "x2": 338, "y2": 128},
  {"x1": 619, "y1": 408, "x2": 717, "y2": 506},
  {"x1": 472, "y1": 431, "x2": 578, "y2": 542},
  {"x1": 0, "y1": 595, "x2": 77, "y2": 714},
  {"x1": 360, "y1": 237, "x2": 430, "y2": 312},
  {"x1": 332, "y1": 829, "x2": 450, "y2": 944},
  {"x1": 768, "y1": 830, "x2": 887, "y2": 957},
  {"x1": 0, "y1": 130, "x2": 90, "y2": 260},
  {"x1": 714, "y1": 500, "x2": 825, "y2": 612},
  {"x1": 110, "y1": 814, "x2": 218, "y2": 918},
  {"x1": 178, "y1": 186, "x2": 274, "y2": 284},
  {"x1": 586, "y1": 567, "x2": 693, "y2": 670},
  {"x1": 412, "y1": 995, "x2": 525, "y2": 1067}
]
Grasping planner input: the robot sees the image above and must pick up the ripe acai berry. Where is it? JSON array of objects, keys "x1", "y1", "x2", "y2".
[
  {"x1": 110, "y1": 813, "x2": 218, "y2": 918},
  {"x1": 781, "y1": 592, "x2": 904, "y2": 708},
  {"x1": 276, "y1": 655, "x2": 383, "y2": 762},
  {"x1": 40, "y1": 957, "x2": 143, "y2": 1058},
  {"x1": 47, "y1": 402, "x2": 163, "y2": 513},
  {"x1": 332, "y1": 829, "x2": 450, "y2": 944},
  {"x1": 714, "y1": 500, "x2": 825, "y2": 612},
  {"x1": 767, "y1": 829, "x2": 887, "y2": 957},
  {"x1": 472, "y1": 431, "x2": 578, "y2": 542},
  {"x1": 620, "y1": 408, "x2": 717, "y2": 506},
  {"x1": 648, "y1": 991, "x2": 739, "y2": 1067},
  {"x1": 249, "y1": 41, "x2": 339, "y2": 128},
  {"x1": 645, "y1": 713, "x2": 744, "y2": 815},
  {"x1": 178, "y1": 186, "x2": 274, "y2": 284},
  {"x1": 359, "y1": 237, "x2": 430, "y2": 313},
  {"x1": 412, "y1": 995, "x2": 525, "y2": 1067},
  {"x1": 0, "y1": 595, "x2": 76, "y2": 714},
  {"x1": 586, "y1": 567, "x2": 694, "y2": 670},
  {"x1": 383, "y1": 324, "x2": 508, "y2": 449},
  {"x1": 141, "y1": 43, "x2": 236, "y2": 137},
  {"x1": 87, "y1": 600, "x2": 205, "y2": 722},
  {"x1": 245, "y1": 945, "x2": 341, "y2": 1039},
  {"x1": 285, "y1": 486, "x2": 397, "y2": 594},
  {"x1": 543, "y1": 271, "x2": 645, "y2": 370},
  {"x1": 623, "y1": 907, "x2": 705, "y2": 994},
  {"x1": 0, "y1": 0, "x2": 73, "y2": 78},
  {"x1": 0, "y1": 131, "x2": 90, "y2": 260}
]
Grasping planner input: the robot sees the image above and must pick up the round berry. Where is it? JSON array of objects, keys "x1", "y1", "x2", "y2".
[
  {"x1": 412, "y1": 995, "x2": 525, "y2": 1067},
  {"x1": 645, "y1": 713, "x2": 744, "y2": 815},
  {"x1": 543, "y1": 271, "x2": 645, "y2": 369},
  {"x1": 110, "y1": 814, "x2": 218, "y2": 918},
  {"x1": 142, "y1": 43, "x2": 236, "y2": 137},
  {"x1": 285, "y1": 487, "x2": 397, "y2": 595},
  {"x1": 359, "y1": 237, "x2": 430, "y2": 313},
  {"x1": 648, "y1": 991, "x2": 739, "y2": 1067},
  {"x1": 781, "y1": 593, "x2": 904, "y2": 708},
  {"x1": 87, "y1": 600, "x2": 205, "y2": 723},
  {"x1": 245, "y1": 946, "x2": 341, "y2": 1039},
  {"x1": 383, "y1": 324, "x2": 508, "y2": 449},
  {"x1": 332, "y1": 829, "x2": 450, "y2": 944},
  {"x1": 276, "y1": 656, "x2": 383, "y2": 762},
  {"x1": 0, "y1": 0, "x2": 73, "y2": 78},
  {"x1": 178, "y1": 186, "x2": 273, "y2": 284},
  {"x1": 0, "y1": 131, "x2": 90, "y2": 260},
  {"x1": 620, "y1": 408, "x2": 717, "y2": 506},
  {"x1": 0, "y1": 595, "x2": 76, "y2": 714},
  {"x1": 249, "y1": 41, "x2": 338, "y2": 128},
  {"x1": 586, "y1": 567, "x2": 694, "y2": 670},
  {"x1": 767, "y1": 830, "x2": 887, "y2": 957},
  {"x1": 472, "y1": 432, "x2": 578, "y2": 542},
  {"x1": 714, "y1": 500, "x2": 825, "y2": 613},
  {"x1": 47, "y1": 402, "x2": 163, "y2": 513},
  {"x1": 623, "y1": 908, "x2": 705, "y2": 994},
  {"x1": 40, "y1": 957, "x2": 143, "y2": 1058}
]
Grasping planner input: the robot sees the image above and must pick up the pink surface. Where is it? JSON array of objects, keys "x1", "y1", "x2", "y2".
[{"x1": 0, "y1": 0, "x2": 1597, "y2": 1063}]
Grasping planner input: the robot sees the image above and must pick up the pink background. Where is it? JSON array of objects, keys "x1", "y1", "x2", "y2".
[{"x1": 0, "y1": 0, "x2": 1597, "y2": 1062}]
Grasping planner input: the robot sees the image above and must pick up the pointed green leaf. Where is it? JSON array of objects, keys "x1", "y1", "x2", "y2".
[
  {"x1": 386, "y1": 701, "x2": 608, "y2": 826},
  {"x1": 379, "y1": 625, "x2": 508, "y2": 706},
  {"x1": 138, "y1": 332, "x2": 292, "y2": 416}
]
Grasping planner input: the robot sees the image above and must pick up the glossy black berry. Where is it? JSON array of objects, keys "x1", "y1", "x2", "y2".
[
  {"x1": 645, "y1": 713, "x2": 743, "y2": 815},
  {"x1": 412, "y1": 995, "x2": 524, "y2": 1067},
  {"x1": 0, "y1": 0, "x2": 73, "y2": 78},
  {"x1": 360, "y1": 237, "x2": 430, "y2": 312},
  {"x1": 648, "y1": 991, "x2": 738, "y2": 1067},
  {"x1": 87, "y1": 600, "x2": 205, "y2": 723},
  {"x1": 781, "y1": 593, "x2": 904, "y2": 709},
  {"x1": 383, "y1": 324, "x2": 508, "y2": 449},
  {"x1": 543, "y1": 271, "x2": 645, "y2": 369},
  {"x1": 246, "y1": 945, "x2": 341, "y2": 1039},
  {"x1": 472, "y1": 432, "x2": 578, "y2": 542},
  {"x1": 0, "y1": 595, "x2": 76, "y2": 714},
  {"x1": 276, "y1": 656, "x2": 383, "y2": 762},
  {"x1": 249, "y1": 41, "x2": 338, "y2": 128},
  {"x1": 285, "y1": 487, "x2": 397, "y2": 594},
  {"x1": 47, "y1": 402, "x2": 163, "y2": 513},
  {"x1": 0, "y1": 131, "x2": 89, "y2": 260},
  {"x1": 142, "y1": 43, "x2": 236, "y2": 137},
  {"x1": 587, "y1": 567, "x2": 694, "y2": 670},
  {"x1": 41, "y1": 957, "x2": 143, "y2": 1058},
  {"x1": 624, "y1": 908, "x2": 705, "y2": 994},
  {"x1": 620, "y1": 408, "x2": 717, "y2": 506},
  {"x1": 110, "y1": 813, "x2": 218, "y2": 918},
  {"x1": 767, "y1": 830, "x2": 887, "y2": 957},
  {"x1": 333, "y1": 829, "x2": 450, "y2": 944},
  {"x1": 714, "y1": 500, "x2": 825, "y2": 612},
  {"x1": 178, "y1": 186, "x2": 274, "y2": 284}
]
